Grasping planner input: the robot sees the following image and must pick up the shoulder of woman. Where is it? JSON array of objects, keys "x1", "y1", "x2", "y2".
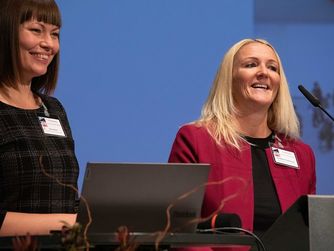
[
  {"x1": 178, "y1": 122, "x2": 208, "y2": 136},
  {"x1": 175, "y1": 123, "x2": 215, "y2": 146},
  {"x1": 277, "y1": 133, "x2": 313, "y2": 151},
  {"x1": 40, "y1": 94, "x2": 66, "y2": 111},
  {"x1": 40, "y1": 94, "x2": 61, "y2": 105}
]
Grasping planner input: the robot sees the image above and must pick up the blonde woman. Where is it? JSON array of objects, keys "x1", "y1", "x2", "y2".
[{"x1": 169, "y1": 39, "x2": 316, "y2": 250}]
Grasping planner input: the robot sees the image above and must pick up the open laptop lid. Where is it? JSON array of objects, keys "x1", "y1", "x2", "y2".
[{"x1": 76, "y1": 162, "x2": 210, "y2": 234}]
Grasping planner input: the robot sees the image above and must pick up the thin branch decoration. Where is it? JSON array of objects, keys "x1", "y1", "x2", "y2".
[
  {"x1": 154, "y1": 176, "x2": 249, "y2": 250},
  {"x1": 39, "y1": 156, "x2": 92, "y2": 251},
  {"x1": 115, "y1": 226, "x2": 139, "y2": 251},
  {"x1": 39, "y1": 155, "x2": 249, "y2": 251}
]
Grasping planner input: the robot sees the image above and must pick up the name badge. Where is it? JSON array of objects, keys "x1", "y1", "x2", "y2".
[
  {"x1": 39, "y1": 116, "x2": 66, "y2": 137},
  {"x1": 271, "y1": 147, "x2": 299, "y2": 169}
]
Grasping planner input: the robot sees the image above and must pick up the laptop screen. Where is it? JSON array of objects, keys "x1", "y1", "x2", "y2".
[{"x1": 76, "y1": 162, "x2": 210, "y2": 234}]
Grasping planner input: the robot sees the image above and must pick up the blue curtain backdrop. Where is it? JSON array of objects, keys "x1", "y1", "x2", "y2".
[{"x1": 55, "y1": 0, "x2": 334, "y2": 194}]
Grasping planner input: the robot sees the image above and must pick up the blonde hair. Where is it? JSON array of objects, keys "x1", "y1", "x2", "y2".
[{"x1": 196, "y1": 38, "x2": 300, "y2": 149}]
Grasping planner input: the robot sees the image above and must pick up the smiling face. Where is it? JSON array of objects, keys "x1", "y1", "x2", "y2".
[
  {"x1": 18, "y1": 19, "x2": 60, "y2": 83},
  {"x1": 232, "y1": 42, "x2": 281, "y2": 114}
]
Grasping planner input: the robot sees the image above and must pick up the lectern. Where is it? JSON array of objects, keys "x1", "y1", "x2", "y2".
[{"x1": 261, "y1": 195, "x2": 334, "y2": 251}]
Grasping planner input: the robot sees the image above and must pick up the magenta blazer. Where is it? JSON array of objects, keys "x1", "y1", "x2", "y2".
[{"x1": 168, "y1": 124, "x2": 316, "y2": 251}]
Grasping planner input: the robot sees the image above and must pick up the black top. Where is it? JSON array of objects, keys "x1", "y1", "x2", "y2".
[
  {"x1": 245, "y1": 133, "x2": 282, "y2": 236},
  {"x1": 0, "y1": 94, "x2": 79, "y2": 227}
]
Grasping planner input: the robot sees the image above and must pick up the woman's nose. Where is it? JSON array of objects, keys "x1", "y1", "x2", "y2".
[
  {"x1": 257, "y1": 64, "x2": 269, "y2": 78},
  {"x1": 39, "y1": 34, "x2": 55, "y2": 50}
]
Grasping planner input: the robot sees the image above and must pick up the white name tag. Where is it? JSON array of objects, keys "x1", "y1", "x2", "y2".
[
  {"x1": 271, "y1": 147, "x2": 299, "y2": 169},
  {"x1": 39, "y1": 116, "x2": 66, "y2": 137}
]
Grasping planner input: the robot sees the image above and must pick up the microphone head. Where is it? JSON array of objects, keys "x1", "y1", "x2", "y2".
[
  {"x1": 298, "y1": 85, "x2": 321, "y2": 107},
  {"x1": 214, "y1": 213, "x2": 241, "y2": 228}
]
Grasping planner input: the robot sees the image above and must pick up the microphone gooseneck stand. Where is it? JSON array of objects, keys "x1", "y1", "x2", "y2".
[{"x1": 298, "y1": 84, "x2": 334, "y2": 122}]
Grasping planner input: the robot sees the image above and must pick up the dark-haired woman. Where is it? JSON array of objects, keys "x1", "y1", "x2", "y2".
[{"x1": 0, "y1": 0, "x2": 79, "y2": 236}]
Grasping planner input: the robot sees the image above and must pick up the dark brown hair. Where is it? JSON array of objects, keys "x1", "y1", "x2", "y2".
[{"x1": 0, "y1": 0, "x2": 62, "y2": 95}]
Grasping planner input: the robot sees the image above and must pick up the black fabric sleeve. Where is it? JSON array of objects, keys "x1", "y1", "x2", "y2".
[{"x1": 0, "y1": 211, "x2": 6, "y2": 228}]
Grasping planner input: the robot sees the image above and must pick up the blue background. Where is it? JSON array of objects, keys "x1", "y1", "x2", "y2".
[{"x1": 55, "y1": 0, "x2": 334, "y2": 194}]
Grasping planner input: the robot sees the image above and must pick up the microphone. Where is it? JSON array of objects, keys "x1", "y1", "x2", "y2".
[
  {"x1": 197, "y1": 213, "x2": 241, "y2": 232},
  {"x1": 298, "y1": 84, "x2": 334, "y2": 122},
  {"x1": 298, "y1": 85, "x2": 320, "y2": 107}
]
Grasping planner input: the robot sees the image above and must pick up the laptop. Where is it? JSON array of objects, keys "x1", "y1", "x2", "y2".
[{"x1": 76, "y1": 162, "x2": 210, "y2": 234}]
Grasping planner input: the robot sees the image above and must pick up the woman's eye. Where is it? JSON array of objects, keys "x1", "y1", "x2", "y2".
[
  {"x1": 245, "y1": 63, "x2": 256, "y2": 68},
  {"x1": 51, "y1": 32, "x2": 60, "y2": 38},
  {"x1": 268, "y1": 65, "x2": 278, "y2": 72},
  {"x1": 30, "y1": 28, "x2": 41, "y2": 33}
]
